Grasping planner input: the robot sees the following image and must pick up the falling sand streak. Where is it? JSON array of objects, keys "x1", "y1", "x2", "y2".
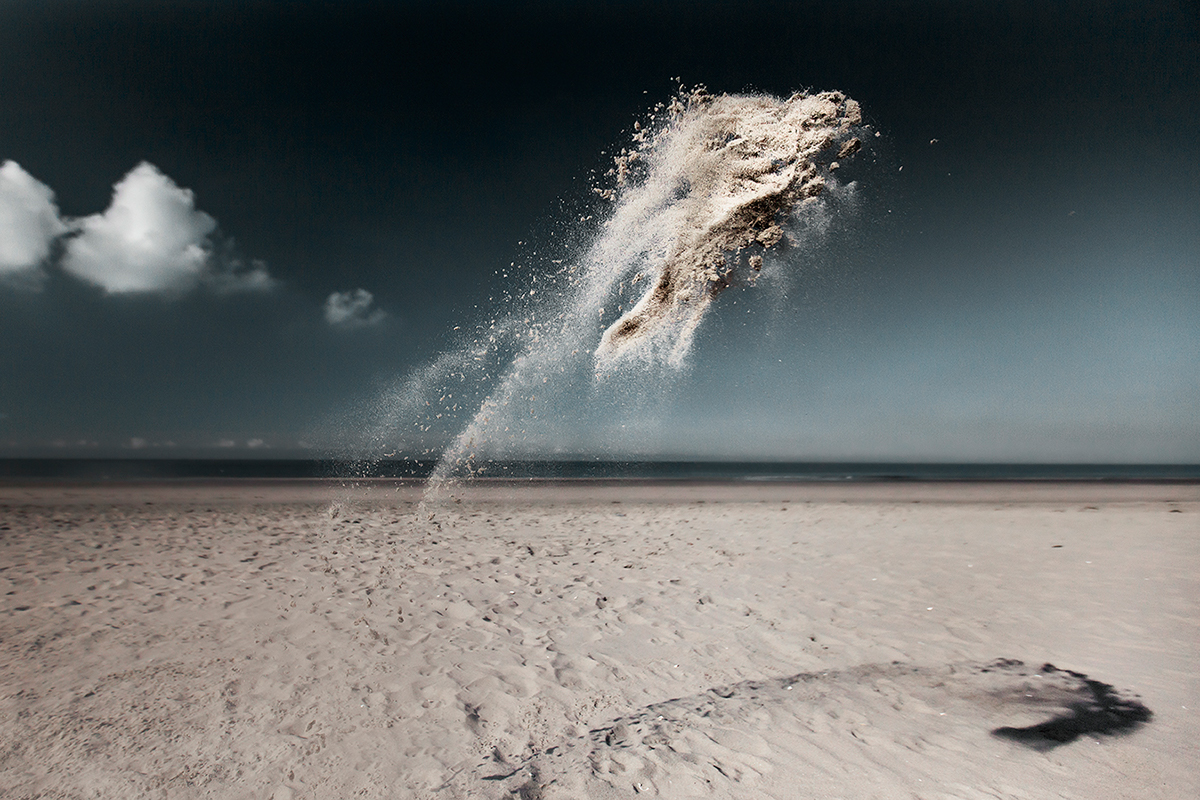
[{"x1": 424, "y1": 88, "x2": 864, "y2": 487}]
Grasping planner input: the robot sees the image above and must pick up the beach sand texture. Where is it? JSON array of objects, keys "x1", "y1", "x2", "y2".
[{"x1": 1, "y1": 481, "x2": 1196, "y2": 799}]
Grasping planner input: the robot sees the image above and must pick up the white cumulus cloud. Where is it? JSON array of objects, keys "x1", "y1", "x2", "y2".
[
  {"x1": 0, "y1": 160, "x2": 68, "y2": 286},
  {"x1": 60, "y1": 162, "x2": 272, "y2": 295},
  {"x1": 62, "y1": 162, "x2": 215, "y2": 293},
  {"x1": 3, "y1": 160, "x2": 274, "y2": 298},
  {"x1": 325, "y1": 288, "x2": 385, "y2": 328}
]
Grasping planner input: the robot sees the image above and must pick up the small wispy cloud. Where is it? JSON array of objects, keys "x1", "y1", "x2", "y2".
[
  {"x1": 325, "y1": 288, "x2": 386, "y2": 328},
  {"x1": 0, "y1": 161, "x2": 67, "y2": 288},
  {"x1": 121, "y1": 438, "x2": 177, "y2": 450},
  {"x1": 1, "y1": 161, "x2": 273, "y2": 295},
  {"x1": 212, "y1": 438, "x2": 270, "y2": 450}
]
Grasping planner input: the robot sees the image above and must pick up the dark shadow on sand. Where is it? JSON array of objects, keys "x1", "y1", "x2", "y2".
[{"x1": 990, "y1": 662, "x2": 1152, "y2": 750}]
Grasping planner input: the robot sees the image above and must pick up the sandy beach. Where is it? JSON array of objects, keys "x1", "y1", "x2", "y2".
[{"x1": 1, "y1": 480, "x2": 1196, "y2": 799}]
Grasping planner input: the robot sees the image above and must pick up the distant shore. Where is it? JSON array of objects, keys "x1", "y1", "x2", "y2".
[{"x1": 2, "y1": 456, "x2": 1198, "y2": 483}]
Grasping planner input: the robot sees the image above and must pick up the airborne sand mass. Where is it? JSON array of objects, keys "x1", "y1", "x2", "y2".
[
  {"x1": 593, "y1": 87, "x2": 862, "y2": 369},
  {"x1": 411, "y1": 87, "x2": 865, "y2": 484}
]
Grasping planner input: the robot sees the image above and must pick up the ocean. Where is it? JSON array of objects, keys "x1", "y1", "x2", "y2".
[{"x1": 1, "y1": 458, "x2": 1196, "y2": 482}]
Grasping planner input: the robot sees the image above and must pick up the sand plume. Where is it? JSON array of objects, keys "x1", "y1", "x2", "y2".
[{"x1": 593, "y1": 87, "x2": 863, "y2": 369}]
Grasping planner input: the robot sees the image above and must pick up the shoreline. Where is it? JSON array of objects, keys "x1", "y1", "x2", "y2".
[{"x1": 2, "y1": 477, "x2": 1198, "y2": 506}]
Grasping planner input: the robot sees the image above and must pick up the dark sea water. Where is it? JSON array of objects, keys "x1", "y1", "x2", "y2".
[{"x1": 1, "y1": 459, "x2": 1196, "y2": 482}]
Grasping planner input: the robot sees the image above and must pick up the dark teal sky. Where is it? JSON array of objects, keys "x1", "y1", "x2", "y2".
[{"x1": 1, "y1": 0, "x2": 1197, "y2": 461}]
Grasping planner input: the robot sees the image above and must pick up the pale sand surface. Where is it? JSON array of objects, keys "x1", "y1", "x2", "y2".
[{"x1": 1, "y1": 480, "x2": 1196, "y2": 799}]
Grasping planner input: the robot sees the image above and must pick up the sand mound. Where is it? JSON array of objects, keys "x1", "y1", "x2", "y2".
[{"x1": 472, "y1": 659, "x2": 1151, "y2": 798}]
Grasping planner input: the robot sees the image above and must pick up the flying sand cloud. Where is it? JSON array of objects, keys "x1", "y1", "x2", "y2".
[
  {"x1": 0, "y1": 160, "x2": 272, "y2": 295},
  {"x1": 0, "y1": 161, "x2": 68, "y2": 285}
]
